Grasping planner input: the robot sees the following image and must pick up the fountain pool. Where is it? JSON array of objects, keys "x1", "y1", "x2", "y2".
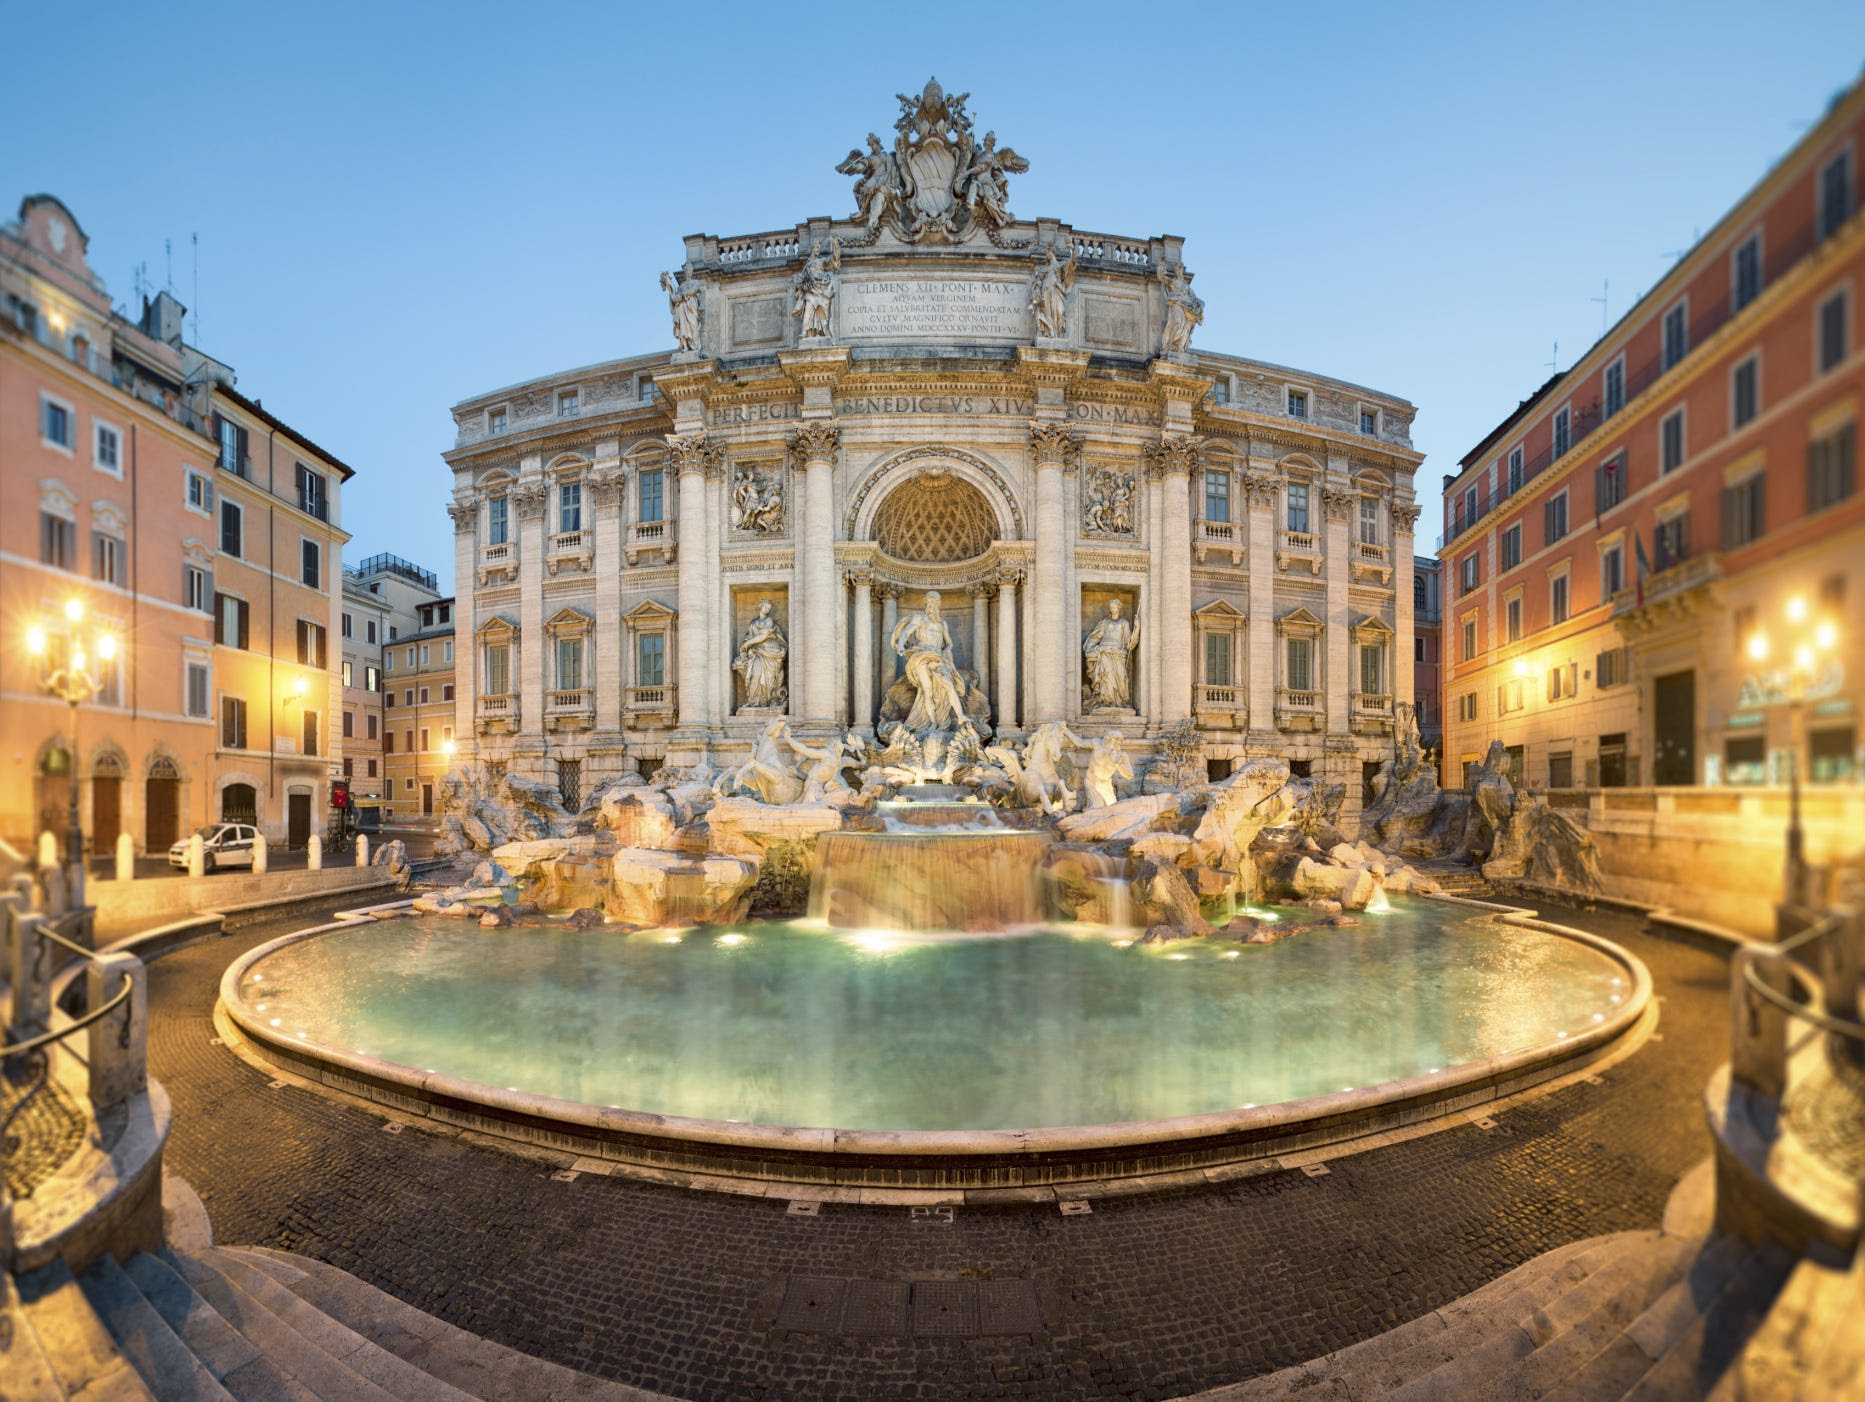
[{"x1": 221, "y1": 898, "x2": 1650, "y2": 1190}]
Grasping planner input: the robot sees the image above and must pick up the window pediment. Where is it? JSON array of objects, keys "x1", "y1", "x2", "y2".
[
  {"x1": 476, "y1": 613, "x2": 519, "y2": 640},
  {"x1": 1351, "y1": 614, "x2": 1394, "y2": 642},
  {"x1": 1193, "y1": 598, "x2": 1246, "y2": 623},
  {"x1": 544, "y1": 606, "x2": 594, "y2": 637},
  {"x1": 1277, "y1": 605, "x2": 1324, "y2": 636},
  {"x1": 624, "y1": 599, "x2": 676, "y2": 626}
]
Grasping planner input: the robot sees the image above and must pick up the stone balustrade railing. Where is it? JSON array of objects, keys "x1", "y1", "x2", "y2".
[
  {"x1": 545, "y1": 688, "x2": 592, "y2": 715},
  {"x1": 549, "y1": 530, "x2": 588, "y2": 554},
  {"x1": 1276, "y1": 688, "x2": 1320, "y2": 711},
  {"x1": 1354, "y1": 541, "x2": 1391, "y2": 563},
  {"x1": 479, "y1": 693, "x2": 517, "y2": 716},
  {"x1": 627, "y1": 684, "x2": 675, "y2": 709},
  {"x1": 481, "y1": 542, "x2": 513, "y2": 566},
  {"x1": 1282, "y1": 530, "x2": 1319, "y2": 553},
  {"x1": 1197, "y1": 519, "x2": 1237, "y2": 542},
  {"x1": 1353, "y1": 692, "x2": 1392, "y2": 712}
]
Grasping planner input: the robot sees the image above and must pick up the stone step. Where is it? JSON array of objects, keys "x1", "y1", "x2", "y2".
[
  {"x1": 199, "y1": 1248, "x2": 475, "y2": 1402},
  {"x1": 14, "y1": 1257, "x2": 157, "y2": 1401},
  {"x1": 168, "y1": 1249, "x2": 401, "y2": 1402},
  {"x1": 1620, "y1": 1238, "x2": 1794, "y2": 1401},
  {"x1": 1711, "y1": 1251, "x2": 1852, "y2": 1401},
  {"x1": 77, "y1": 1253, "x2": 235, "y2": 1402},
  {"x1": 125, "y1": 1250, "x2": 318, "y2": 1402},
  {"x1": 1209, "y1": 1231, "x2": 1643, "y2": 1399},
  {"x1": 236, "y1": 1243, "x2": 676, "y2": 1400},
  {"x1": 0, "y1": 1269, "x2": 66, "y2": 1402}
]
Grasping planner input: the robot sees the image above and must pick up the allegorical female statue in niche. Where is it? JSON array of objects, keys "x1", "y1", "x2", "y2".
[
  {"x1": 733, "y1": 600, "x2": 788, "y2": 710},
  {"x1": 1082, "y1": 599, "x2": 1140, "y2": 710}
]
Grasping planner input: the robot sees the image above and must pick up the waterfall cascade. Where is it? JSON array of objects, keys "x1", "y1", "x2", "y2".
[{"x1": 810, "y1": 803, "x2": 1055, "y2": 931}]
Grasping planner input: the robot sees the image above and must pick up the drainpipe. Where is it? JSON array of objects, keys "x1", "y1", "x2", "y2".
[{"x1": 266, "y1": 424, "x2": 278, "y2": 839}]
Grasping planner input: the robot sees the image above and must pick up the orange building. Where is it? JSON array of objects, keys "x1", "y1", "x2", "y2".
[
  {"x1": 1, "y1": 193, "x2": 354, "y2": 857},
  {"x1": 1438, "y1": 78, "x2": 1864, "y2": 797}
]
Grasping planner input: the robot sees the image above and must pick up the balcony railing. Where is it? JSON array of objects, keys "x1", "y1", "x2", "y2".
[
  {"x1": 1275, "y1": 688, "x2": 1321, "y2": 730},
  {"x1": 546, "y1": 688, "x2": 592, "y2": 715},
  {"x1": 1352, "y1": 692, "x2": 1394, "y2": 732},
  {"x1": 478, "y1": 692, "x2": 519, "y2": 725},
  {"x1": 550, "y1": 530, "x2": 587, "y2": 554},
  {"x1": 1277, "y1": 530, "x2": 1323, "y2": 576},
  {"x1": 1354, "y1": 540, "x2": 1390, "y2": 564},
  {"x1": 548, "y1": 529, "x2": 592, "y2": 577},
  {"x1": 1196, "y1": 683, "x2": 1242, "y2": 707},
  {"x1": 1194, "y1": 517, "x2": 1244, "y2": 565},
  {"x1": 1194, "y1": 685, "x2": 1245, "y2": 728},
  {"x1": 626, "y1": 519, "x2": 674, "y2": 564},
  {"x1": 1282, "y1": 530, "x2": 1318, "y2": 552},
  {"x1": 1611, "y1": 551, "x2": 1723, "y2": 615},
  {"x1": 627, "y1": 685, "x2": 677, "y2": 724}
]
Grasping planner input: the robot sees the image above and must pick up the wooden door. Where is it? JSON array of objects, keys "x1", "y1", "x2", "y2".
[
  {"x1": 288, "y1": 792, "x2": 312, "y2": 849},
  {"x1": 145, "y1": 778, "x2": 179, "y2": 849},
  {"x1": 1652, "y1": 671, "x2": 1696, "y2": 786},
  {"x1": 92, "y1": 776, "x2": 121, "y2": 849}
]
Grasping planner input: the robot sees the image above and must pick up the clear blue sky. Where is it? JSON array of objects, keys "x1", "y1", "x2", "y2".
[{"x1": 9, "y1": 3, "x2": 1864, "y2": 588}]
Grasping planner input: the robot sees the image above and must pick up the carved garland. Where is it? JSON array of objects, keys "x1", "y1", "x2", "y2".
[{"x1": 844, "y1": 445, "x2": 1026, "y2": 539}]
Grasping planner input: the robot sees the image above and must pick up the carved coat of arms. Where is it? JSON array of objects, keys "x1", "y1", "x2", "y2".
[{"x1": 836, "y1": 78, "x2": 1028, "y2": 244}]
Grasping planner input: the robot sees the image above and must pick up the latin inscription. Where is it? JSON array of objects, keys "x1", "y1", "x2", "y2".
[
  {"x1": 836, "y1": 395, "x2": 1034, "y2": 417},
  {"x1": 1070, "y1": 402, "x2": 1162, "y2": 427},
  {"x1": 840, "y1": 279, "x2": 1027, "y2": 341},
  {"x1": 709, "y1": 401, "x2": 800, "y2": 427}
]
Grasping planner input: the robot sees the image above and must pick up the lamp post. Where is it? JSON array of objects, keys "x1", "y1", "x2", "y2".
[
  {"x1": 1746, "y1": 596, "x2": 1841, "y2": 906},
  {"x1": 26, "y1": 599, "x2": 120, "y2": 902}
]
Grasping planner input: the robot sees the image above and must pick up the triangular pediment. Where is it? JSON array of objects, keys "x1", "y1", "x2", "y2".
[
  {"x1": 545, "y1": 606, "x2": 594, "y2": 629},
  {"x1": 476, "y1": 613, "x2": 519, "y2": 638},
  {"x1": 1193, "y1": 598, "x2": 1246, "y2": 621},
  {"x1": 624, "y1": 599, "x2": 676, "y2": 624},
  {"x1": 1353, "y1": 613, "x2": 1394, "y2": 636},
  {"x1": 1277, "y1": 605, "x2": 1324, "y2": 630}
]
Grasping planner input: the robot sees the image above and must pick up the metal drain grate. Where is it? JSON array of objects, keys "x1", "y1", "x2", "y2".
[
  {"x1": 775, "y1": 1276, "x2": 846, "y2": 1332},
  {"x1": 841, "y1": 1280, "x2": 909, "y2": 1335}
]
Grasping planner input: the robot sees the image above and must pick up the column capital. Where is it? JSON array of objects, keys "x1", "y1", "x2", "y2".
[
  {"x1": 1390, "y1": 501, "x2": 1422, "y2": 534},
  {"x1": 1143, "y1": 432, "x2": 1203, "y2": 480},
  {"x1": 1029, "y1": 423, "x2": 1080, "y2": 466},
  {"x1": 665, "y1": 432, "x2": 724, "y2": 479},
  {"x1": 788, "y1": 422, "x2": 842, "y2": 464},
  {"x1": 967, "y1": 581, "x2": 995, "y2": 600},
  {"x1": 446, "y1": 499, "x2": 478, "y2": 534},
  {"x1": 511, "y1": 481, "x2": 549, "y2": 520},
  {"x1": 842, "y1": 565, "x2": 873, "y2": 590},
  {"x1": 1244, "y1": 470, "x2": 1280, "y2": 509},
  {"x1": 588, "y1": 467, "x2": 626, "y2": 508},
  {"x1": 1321, "y1": 486, "x2": 1356, "y2": 523},
  {"x1": 996, "y1": 566, "x2": 1025, "y2": 589}
]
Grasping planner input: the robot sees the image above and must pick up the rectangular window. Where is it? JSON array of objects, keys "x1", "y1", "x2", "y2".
[
  {"x1": 342, "y1": 660, "x2": 354, "y2": 687},
  {"x1": 367, "y1": 714, "x2": 378, "y2": 739},
  {"x1": 1807, "y1": 422, "x2": 1856, "y2": 512},
  {"x1": 637, "y1": 633, "x2": 664, "y2": 687},
  {"x1": 1663, "y1": 301, "x2": 1688, "y2": 371},
  {"x1": 442, "y1": 682, "x2": 454, "y2": 701},
  {"x1": 1733, "y1": 604, "x2": 1757, "y2": 656},
  {"x1": 1285, "y1": 637, "x2": 1312, "y2": 692},
  {"x1": 1203, "y1": 630, "x2": 1232, "y2": 686},
  {"x1": 1597, "y1": 648, "x2": 1627, "y2": 689},
  {"x1": 1358, "y1": 496, "x2": 1379, "y2": 545},
  {"x1": 1819, "y1": 290, "x2": 1848, "y2": 373},
  {"x1": 404, "y1": 688, "x2": 414, "y2": 706},
  {"x1": 1507, "y1": 446, "x2": 1524, "y2": 495},
  {"x1": 40, "y1": 512, "x2": 76, "y2": 570},
  {"x1": 342, "y1": 709, "x2": 354, "y2": 738},
  {"x1": 1360, "y1": 408, "x2": 1378, "y2": 435},
  {"x1": 439, "y1": 603, "x2": 449, "y2": 624},
  {"x1": 365, "y1": 664, "x2": 379, "y2": 691},
  {"x1": 41, "y1": 396, "x2": 74, "y2": 449},
  {"x1": 1553, "y1": 407, "x2": 1571, "y2": 459},
  {"x1": 419, "y1": 686, "x2": 430, "y2": 704},
  {"x1": 488, "y1": 407, "x2": 507, "y2": 433},
  {"x1": 343, "y1": 758, "x2": 353, "y2": 779},
  {"x1": 1544, "y1": 492, "x2": 1568, "y2": 545},
  {"x1": 558, "y1": 390, "x2": 579, "y2": 417},
  {"x1": 1726, "y1": 735, "x2": 1768, "y2": 785},
  {"x1": 216, "y1": 415, "x2": 249, "y2": 475},
  {"x1": 384, "y1": 732, "x2": 395, "y2": 754},
  {"x1": 94, "y1": 422, "x2": 120, "y2": 473},
  {"x1": 221, "y1": 695, "x2": 247, "y2": 749},
  {"x1": 485, "y1": 645, "x2": 511, "y2": 695},
  {"x1": 1506, "y1": 596, "x2": 1522, "y2": 643},
  {"x1": 1549, "y1": 751, "x2": 1574, "y2": 789},
  {"x1": 304, "y1": 711, "x2": 319, "y2": 757},
  {"x1": 1732, "y1": 356, "x2": 1759, "y2": 429},
  {"x1": 559, "y1": 481, "x2": 583, "y2": 533},
  {"x1": 420, "y1": 727, "x2": 430, "y2": 752},
  {"x1": 213, "y1": 593, "x2": 250, "y2": 649},
  {"x1": 1458, "y1": 692, "x2": 1479, "y2": 722},
  {"x1": 1602, "y1": 546, "x2": 1624, "y2": 599},
  {"x1": 296, "y1": 463, "x2": 328, "y2": 521},
  {"x1": 1204, "y1": 469, "x2": 1231, "y2": 523},
  {"x1": 1655, "y1": 512, "x2": 1689, "y2": 570},
  {"x1": 1286, "y1": 484, "x2": 1310, "y2": 533},
  {"x1": 341, "y1": 612, "x2": 353, "y2": 638},
  {"x1": 488, "y1": 496, "x2": 508, "y2": 545},
  {"x1": 1820, "y1": 152, "x2": 1852, "y2": 240},
  {"x1": 405, "y1": 729, "x2": 414, "y2": 754},
  {"x1": 639, "y1": 468, "x2": 664, "y2": 523},
  {"x1": 186, "y1": 662, "x2": 210, "y2": 718},
  {"x1": 385, "y1": 692, "x2": 394, "y2": 708},
  {"x1": 186, "y1": 468, "x2": 213, "y2": 514},
  {"x1": 297, "y1": 620, "x2": 327, "y2": 669},
  {"x1": 1661, "y1": 410, "x2": 1685, "y2": 474},
  {"x1": 366, "y1": 620, "x2": 377, "y2": 644},
  {"x1": 443, "y1": 640, "x2": 453, "y2": 663},
  {"x1": 556, "y1": 637, "x2": 584, "y2": 690},
  {"x1": 1597, "y1": 453, "x2": 1627, "y2": 513},
  {"x1": 1501, "y1": 523, "x2": 1521, "y2": 570},
  {"x1": 92, "y1": 533, "x2": 121, "y2": 585},
  {"x1": 367, "y1": 759, "x2": 377, "y2": 778},
  {"x1": 1551, "y1": 574, "x2": 1569, "y2": 625},
  {"x1": 1604, "y1": 361, "x2": 1625, "y2": 418},
  {"x1": 1722, "y1": 475, "x2": 1765, "y2": 549},
  {"x1": 1287, "y1": 389, "x2": 1308, "y2": 419},
  {"x1": 1358, "y1": 644, "x2": 1382, "y2": 695},
  {"x1": 301, "y1": 538, "x2": 321, "y2": 588},
  {"x1": 406, "y1": 646, "x2": 415, "y2": 666},
  {"x1": 1460, "y1": 552, "x2": 1480, "y2": 594},
  {"x1": 220, "y1": 498, "x2": 242, "y2": 556},
  {"x1": 1811, "y1": 727, "x2": 1857, "y2": 783},
  {"x1": 1733, "y1": 234, "x2": 1762, "y2": 312},
  {"x1": 420, "y1": 645, "x2": 430, "y2": 666},
  {"x1": 1462, "y1": 618, "x2": 1478, "y2": 662}
]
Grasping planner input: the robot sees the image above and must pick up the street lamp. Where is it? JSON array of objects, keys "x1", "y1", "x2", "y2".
[
  {"x1": 1746, "y1": 596, "x2": 1842, "y2": 904},
  {"x1": 25, "y1": 599, "x2": 120, "y2": 896}
]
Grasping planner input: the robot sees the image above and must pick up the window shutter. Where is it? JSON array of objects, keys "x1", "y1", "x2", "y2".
[
  {"x1": 238, "y1": 599, "x2": 250, "y2": 650},
  {"x1": 204, "y1": 479, "x2": 214, "y2": 512},
  {"x1": 1721, "y1": 486, "x2": 1737, "y2": 550}
]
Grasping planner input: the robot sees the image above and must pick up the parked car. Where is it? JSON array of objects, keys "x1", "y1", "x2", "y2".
[{"x1": 167, "y1": 823, "x2": 258, "y2": 873}]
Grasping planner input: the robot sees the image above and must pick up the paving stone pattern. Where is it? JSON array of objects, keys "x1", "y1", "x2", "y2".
[{"x1": 146, "y1": 903, "x2": 1732, "y2": 1402}]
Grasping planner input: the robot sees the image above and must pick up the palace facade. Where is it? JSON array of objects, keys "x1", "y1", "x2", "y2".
[{"x1": 444, "y1": 82, "x2": 1424, "y2": 822}]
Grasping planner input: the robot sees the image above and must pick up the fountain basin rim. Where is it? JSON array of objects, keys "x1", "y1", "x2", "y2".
[{"x1": 215, "y1": 900, "x2": 1653, "y2": 1182}]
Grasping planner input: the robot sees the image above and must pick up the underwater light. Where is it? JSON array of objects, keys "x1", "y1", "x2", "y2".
[{"x1": 717, "y1": 933, "x2": 747, "y2": 947}]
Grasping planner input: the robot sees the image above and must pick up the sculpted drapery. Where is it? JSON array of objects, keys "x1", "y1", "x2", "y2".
[
  {"x1": 733, "y1": 600, "x2": 788, "y2": 709},
  {"x1": 1082, "y1": 599, "x2": 1140, "y2": 710}
]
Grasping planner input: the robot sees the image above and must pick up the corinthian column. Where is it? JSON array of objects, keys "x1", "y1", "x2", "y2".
[
  {"x1": 446, "y1": 499, "x2": 479, "y2": 760},
  {"x1": 995, "y1": 569, "x2": 1020, "y2": 731},
  {"x1": 512, "y1": 476, "x2": 549, "y2": 741},
  {"x1": 789, "y1": 422, "x2": 841, "y2": 726},
  {"x1": 1393, "y1": 500, "x2": 1421, "y2": 721},
  {"x1": 848, "y1": 568, "x2": 874, "y2": 734},
  {"x1": 1029, "y1": 424, "x2": 1078, "y2": 722},
  {"x1": 1146, "y1": 433, "x2": 1200, "y2": 723},
  {"x1": 879, "y1": 585, "x2": 900, "y2": 683},
  {"x1": 668, "y1": 434, "x2": 717, "y2": 732},
  {"x1": 590, "y1": 467, "x2": 625, "y2": 738},
  {"x1": 968, "y1": 584, "x2": 991, "y2": 694}
]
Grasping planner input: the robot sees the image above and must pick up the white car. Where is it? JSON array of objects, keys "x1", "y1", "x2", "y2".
[{"x1": 168, "y1": 823, "x2": 258, "y2": 873}]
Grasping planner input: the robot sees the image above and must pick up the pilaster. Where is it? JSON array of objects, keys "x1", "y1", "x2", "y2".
[
  {"x1": 590, "y1": 462, "x2": 626, "y2": 739},
  {"x1": 512, "y1": 470, "x2": 549, "y2": 746},
  {"x1": 446, "y1": 498, "x2": 479, "y2": 760},
  {"x1": 1029, "y1": 423, "x2": 1078, "y2": 723},
  {"x1": 995, "y1": 569, "x2": 1021, "y2": 732},
  {"x1": 788, "y1": 421, "x2": 843, "y2": 728},
  {"x1": 667, "y1": 433, "x2": 721, "y2": 740},
  {"x1": 1244, "y1": 465, "x2": 1280, "y2": 737},
  {"x1": 968, "y1": 584, "x2": 991, "y2": 693},
  {"x1": 1145, "y1": 433, "x2": 1201, "y2": 724},
  {"x1": 1393, "y1": 502, "x2": 1420, "y2": 728},
  {"x1": 848, "y1": 567, "x2": 875, "y2": 734},
  {"x1": 1322, "y1": 482, "x2": 1355, "y2": 732}
]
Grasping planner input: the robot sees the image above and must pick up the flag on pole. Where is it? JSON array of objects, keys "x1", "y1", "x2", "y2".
[{"x1": 1633, "y1": 533, "x2": 1651, "y2": 607}]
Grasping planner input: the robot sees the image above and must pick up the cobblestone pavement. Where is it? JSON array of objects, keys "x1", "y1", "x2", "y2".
[
  {"x1": 146, "y1": 904, "x2": 1732, "y2": 1402},
  {"x1": 2, "y1": 1052, "x2": 84, "y2": 1198}
]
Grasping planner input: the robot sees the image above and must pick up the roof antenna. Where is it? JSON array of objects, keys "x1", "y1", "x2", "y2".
[
  {"x1": 1662, "y1": 228, "x2": 1702, "y2": 264},
  {"x1": 164, "y1": 237, "x2": 172, "y2": 292},
  {"x1": 1590, "y1": 279, "x2": 1609, "y2": 338},
  {"x1": 1545, "y1": 340, "x2": 1559, "y2": 377}
]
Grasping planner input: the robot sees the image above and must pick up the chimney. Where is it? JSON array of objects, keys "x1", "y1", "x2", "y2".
[{"x1": 140, "y1": 289, "x2": 187, "y2": 347}]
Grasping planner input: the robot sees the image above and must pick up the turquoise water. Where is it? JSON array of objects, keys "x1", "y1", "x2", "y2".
[{"x1": 237, "y1": 901, "x2": 1629, "y2": 1132}]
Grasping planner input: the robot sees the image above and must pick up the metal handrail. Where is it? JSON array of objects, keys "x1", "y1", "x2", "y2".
[
  {"x1": 1, "y1": 970, "x2": 135, "y2": 1061},
  {"x1": 1742, "y1": 913, "x2": 1865, "y2": 1043}
]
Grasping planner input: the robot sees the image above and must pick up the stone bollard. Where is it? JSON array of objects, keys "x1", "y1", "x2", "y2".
[
  {"x1": 8, "y1": 912, "x2": 53, "y2": 1040},
  {"x1": 37, "y1": 831, "x2": 57, "y2": 868},
  {"x1": 188, "y1": 832, "x2": 205, "y2": 879},
  {"x1": 115, "y1": 832, "x2": 134, "y2": 883},
  {"x1": 1730, "y1": 947, "x2": 1790, "y2": 1101},
  {"x1": 40, "y1": 864, "x2": 67, "y2": 918},
  {"x1": 252, "y1": 832, "x2": 268, "y2": 876},
  {"x1": 308, "y1": 834, "x2": 322, "y2": 872},
  {"x1": 86, "y1": 951, "x2": 148, "y2": 1112},
  {"x1": 356, "y1": 833, "x2": 370, "y2": 867}
]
